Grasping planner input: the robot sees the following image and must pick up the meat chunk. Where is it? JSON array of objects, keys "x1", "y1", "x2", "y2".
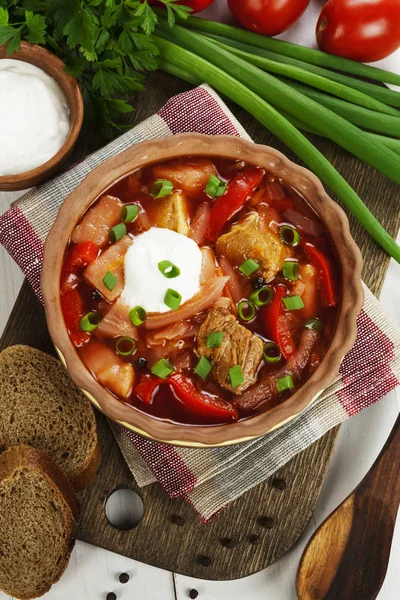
[
  {"x1": 147, "y1": 190, "x2": 189, "y2": 234},
  {"x1": 197, "y1": 305, "x2": 263, "y2": 394},
  {"x1": 71, "y1": 195, "x2": 123, "y2": 248},
  {"x1": 152, "y1": 158, "x2": 216, "y2": 196},
  {"x1": 80, "y1": 339, "x2": 135, "y2": 399},
  {"x1": 83, "y1": 235, "x2": 132, "y2": 302},
  {"x1": 236, "y1": 327, "x2": 319, "y2": 412},
  {"x1": 216, "y1": 212, "x2": 289, "y2": 282},
  {"x1": 96, "y1": 299, "x2": 137, "y2": 339}
]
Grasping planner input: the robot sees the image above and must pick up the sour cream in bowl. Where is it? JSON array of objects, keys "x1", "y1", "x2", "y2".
[
  {"x1": 0, "y1": 60, "x2": 70, "y2": 176},
  {"x1": 0, "y1": 42, "x2": 83, "y2": 190}
]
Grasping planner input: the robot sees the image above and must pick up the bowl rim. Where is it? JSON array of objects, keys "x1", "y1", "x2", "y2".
[
  {"x1": 41, "y1": 133, "x2": 364, "y2": 447},
  {"x1": 0, "y1": 41, "x2": 84, "y2": 190}
]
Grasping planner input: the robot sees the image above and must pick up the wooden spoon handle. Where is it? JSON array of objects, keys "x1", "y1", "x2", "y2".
[
  {"x1": 297, "y1": 414, "x2": 400, "y2": 600},
  {"x1": 359, "y1": 413, "x2": 400, "y2": 505}
]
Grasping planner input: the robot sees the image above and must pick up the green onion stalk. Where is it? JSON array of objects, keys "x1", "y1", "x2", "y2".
[
  {"x1": 199, "y1": 33, "x2": 400, "y2": 109},
  {"x1": 170, "y1": 13, "x2": 400, "y2": 87},
  {"x1": 157, "y1": 60, "x2": 400, "y2": 155},
  {"x1": 283, "y1": 80, "x2": 400, "y2": 138},
  {"x1": 208, "y1": 36, "x2": 399, "y2": 117},
  {"x1": 154, "y1": 35, "x2": 400, "y2": 262},
  {"x1": 155, "y1": 19, "x2": 400, "y2": 188}
]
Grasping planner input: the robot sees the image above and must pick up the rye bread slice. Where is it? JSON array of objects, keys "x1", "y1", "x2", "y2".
[
  {"x1": 0, "y1": 345, "x2": 101, "y2": 491},
  {"x1": 0, "y1": 444, "x2": 79, "y2": 600}
]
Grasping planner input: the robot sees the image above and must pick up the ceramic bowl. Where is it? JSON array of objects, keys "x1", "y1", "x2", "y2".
[
  {"x1": 0, "y1": 41, "x2": 83, "y2": 191},
  {"x1": 41, "y1": 134, "x2": 364, "y2": 447}
]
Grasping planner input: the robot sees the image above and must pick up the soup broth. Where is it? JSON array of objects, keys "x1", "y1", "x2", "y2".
[{"x1": 60, "y1": 157, "x2": 340, "y2": 426}]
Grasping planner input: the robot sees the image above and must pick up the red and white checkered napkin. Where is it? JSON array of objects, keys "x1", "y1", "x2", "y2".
[{"x1": 1, "y1": 85, "x2": 400, "y2": 521}]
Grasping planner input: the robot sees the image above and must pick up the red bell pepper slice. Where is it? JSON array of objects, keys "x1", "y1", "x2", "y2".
[
  {"x1": 273, "y1": 197, "x2": 294, "y2": 212},
  {"x1": 169, "y1": 373, "x2": 239, "y2": 423},
  {"x1": 60, "y1": 287, "x2": 89, "y2": 348},
  {"x1": 135, "y1": 372, "x2": 239, "y2": 422},
  {"x1": 262, "y1": 285, "x2": 296, "y2": 360},
  {"x1": 61, "y1": 241, "x2": 98, "y2": 288},
  {"x1": 304, "y1": 243, "x2": 338, "y2": 307},
  {"x1": 135, "y1": 374, "x2": 163, "y2": 404},
  {"x1": 208, "y1": 167, "x2": 264, "y2": 241}
]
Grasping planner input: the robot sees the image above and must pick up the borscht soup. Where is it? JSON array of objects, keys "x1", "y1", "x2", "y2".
[{"x1": 60, "y1": 157, "x2": 340, "y2": 426}]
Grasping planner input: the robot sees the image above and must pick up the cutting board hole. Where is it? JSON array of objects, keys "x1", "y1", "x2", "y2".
[{"x1": 105, "y1": 487, "x2": 144, "y2": 530}]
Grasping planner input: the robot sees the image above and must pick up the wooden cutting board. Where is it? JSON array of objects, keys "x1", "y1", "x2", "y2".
[{"x1": 1, "y1": 72, "x2": 399, "y2": 581}]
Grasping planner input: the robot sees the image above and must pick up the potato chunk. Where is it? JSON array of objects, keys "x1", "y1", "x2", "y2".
[
  {"x1": 71, "y1": 195, "x2": 123, "y2": 248},
  {"x1": 80, "y1": 339, "x2": 134, "y2": 399},
  {"x1": 152, "y1": 158, "x2": 216, "y2": 196},
  {"x1": 147, "y1": 190, "x2": 189, "y2": 234},
  {"x1": 83, "y1": 235, "x2": 132, "y2": 302}
]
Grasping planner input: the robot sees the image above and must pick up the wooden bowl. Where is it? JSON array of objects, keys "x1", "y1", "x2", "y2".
[
  {"x1": 0, "y1": 41, "x2": 83, "y2": 191},
  {"x1": 42, "y1": 134, "x2": 364, "y2": 447}
]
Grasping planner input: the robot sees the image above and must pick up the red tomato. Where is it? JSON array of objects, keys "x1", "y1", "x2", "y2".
[
  {"x1": 227, "y1": 0, "x2": 310, "y2": 37},
  {"x1": 148, "y1": 0, "x2": 215, "y2": 14},
  {"x1": 316, "y1": 0, "x2": 400, "y2": 63}
]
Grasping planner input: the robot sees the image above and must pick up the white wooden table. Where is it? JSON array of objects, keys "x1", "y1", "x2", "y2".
[{"x1": 1, "y1": 2, "x2": 400, "y2": 596}]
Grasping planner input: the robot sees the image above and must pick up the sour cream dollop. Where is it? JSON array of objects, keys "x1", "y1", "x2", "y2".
[
  {"x1": 0, "y1": 59, "x2": 70, "y2": 176},
  {"x1": 121, "y1": 227, "x2": 203, "y2": 314}
]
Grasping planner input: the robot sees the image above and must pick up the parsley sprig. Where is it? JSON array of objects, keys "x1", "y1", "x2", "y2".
[{"x1": 0, "y1": 0, "x2": 191, "y2": 136}]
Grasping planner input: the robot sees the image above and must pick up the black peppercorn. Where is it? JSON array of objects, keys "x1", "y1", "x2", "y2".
[
  {"x1": 106, "y1": 593, "x2": 117, "y2": 600},
  {"x1": 252, "y1": 277, "x2": 265, "y2": 290},
  {"x1": 170, "y1": 514, "x2": 185, "y2": 526},
  {"x1": 248, "y1": 534, "x2": 261, "y2": 545},
  {"x1": 272, "y1": 477, "x2": 287, "y2": 491},
  {"x1": 119, "y1": 573, "x2": 129, "y2": 584},
  {"x1": 257, "y1": 515, "x2": 274, "y2": 529},
  {"x1": 189, "y1": 589, "x2": 199, "y2": 599},
  {"x1": 220, "y1": 537, "x2": 235, "y2": 549},
  {"x1": 135, "y1": 357, "x2": 148, "y2": 369},
  {"x1": 92, "y1": 289, "x2": 102, "y2": 301}
]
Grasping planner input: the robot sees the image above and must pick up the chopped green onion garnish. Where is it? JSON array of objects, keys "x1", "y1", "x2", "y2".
[
  {"x1": 129, "y1": 306, "x2": 146, "y2": 326},
  {"x1": 229, "y1": 365, "x2": 244, "y2": 388},
  {"x1": 263, "y1": 342, "x2": 282, "y2": 364},
  {"x1": 103, "y1": 271, "x2": 117, "y2": 291},
  {"x1": 164, "y1": 288, "x2": 182, "y2": 310},
  {"x1": 305, "y1": 317, "x2": 323, "y2": 332},
  {"x1": 205, "y1": 174, "x2": 227, "y2": 198},
  {"x1": 115, "y1": 336, "x2": 136, "y2": 357},
  {"x1": 239, "y1": 258, "x2": 260, "y2": 277},
  {"x1": 194, "y1": 356, "x2": 213, "y2": 380},
  {"x1": 151, "y1": 358, "x2": 174, "y2": 379},
  {"x1": 249, "y1": 285, "x2": 273, "y2": 307},
  {"x1": 276, "y1": 374, "x2": 294, "y2": 393},
  {"x1": 283, "y1": 260, "x2": 300, "y2": 281},
  {"x1": 80, "y1": 311, "x2": 100, "y2": 332},
  {"x1": 207, "y1": 331, "x2": 224, "y2": 348},
  {"x1": 158, "y1": 260, "x2": 180, "y2": 279},
  {"x1": 121, "y1": 204, "x2": 139, "y2": 223},
  {"x1": 237, "y1": 300, "x2": 256, "y2": 321},
  {"x1": 151, "y1": 179, "x2": 173, "y2": 198},
  {"x1": 282, "y1": 295, "x2": 304, "y2": 311},
  {"x1": 279, "y1": 225, "x2": 301, "y2": 246},
  {"x1": 109, "y1": 223, "x2": 127, "y2": 243}
]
